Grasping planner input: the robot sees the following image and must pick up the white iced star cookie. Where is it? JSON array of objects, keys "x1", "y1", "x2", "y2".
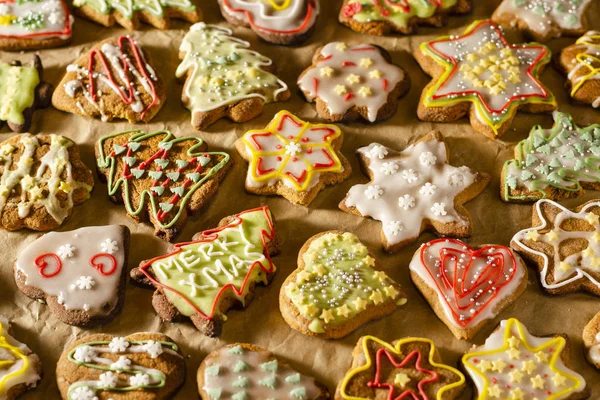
[
  {"x1": 583, "y1": 311, "x2": 600, "y2": 369},
  {"x1": 339, "y1": 131, "x2": 490, "y2": 253}
]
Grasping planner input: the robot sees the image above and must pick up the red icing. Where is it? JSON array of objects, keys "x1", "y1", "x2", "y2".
[
  {"x1": 90, "y1": 253, "x2": 118, "y2": 276},
  {"x1": 343, "y1": 2, "x2": 363, "y2": 17},
  {"x1": 35, "y1": 253, "x2": 62, "y2": 278}
]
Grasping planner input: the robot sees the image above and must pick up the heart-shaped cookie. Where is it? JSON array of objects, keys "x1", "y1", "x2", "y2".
[
  {"x1": 14, "y1": 225, "x2": 130, "y2": 327},
  {"x1": 409, "y1": 238, "x2": 527, "y2": 340}
]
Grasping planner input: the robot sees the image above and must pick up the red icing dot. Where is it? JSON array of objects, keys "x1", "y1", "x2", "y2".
[
  {"x1": 492, "y1": 378, "x2": 498, "y2": 384},
  {"x1": 509, "y1": 364, "x2": 515, "y2": 369},
  {"x1": 473, "y1": 359, "x2": 479, "y2": 363},
  {"x1": 276, "y1": 144, "x2": 282, "y2": 149},
  {"x1": 293, "y1": 157, "x2": 298, "y2": 162},
  {"x1": 302, "y1": 137, "x2": 309, "y2": 143},
  {"x1": 277, "y1": 156, "x2": 282, "y2": 161},
  {"x1": 307, "y1": 148, "x2": 313, "y2": 154}
]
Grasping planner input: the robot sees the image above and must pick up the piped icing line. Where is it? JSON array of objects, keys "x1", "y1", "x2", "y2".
[
  {"x1": 139, "y1": 207, "x2": 275, "y2": 320},
  {"x1": 512, "y1": 199, "x2": 600, "y2": 291},
  {"x1": 72, "y1": 0, "x2": 195, "y2": 18},
  {"x1": 96, "y1": 129, "x2": 230, "y2": 230},
  {"x1": 0, "y1": 134, "x2": 92, "y2": 224},
  {"x1": 64, "y1": 36, "x2": 158, "y2": 121},
  {"x1": 176, "y1": 23, "x2": 289, "y2": 114},
  {"x1": 419, "y1": 19, "x2": 556, "y2": 136},
  {"x1": 502, "y1": 111, "x2": 600, "y2": 201},
  {"x1": 342, "y1": 0, "x2": 457, "y2": 28},
  {"x1": 409, "y1": 239, "x2": 526, "y2": 329},
  {"x1": 66, "y1": 337, "x2": 181, "y2": 399},
  {"x1": 240, "y1": 110, "x2": 345, "y2": 192},
  {"x1": 0, "y1": 0, "x2": 73, "y2": 41},
  {"x1": 339, "y1": 336, "x2": 465, "y2": 400},
  {"x1": 568, "y1": 31, "x2": 600, "y2": 108},
  {"x1": 462, "y1": 318, "x2": 586, "y2": 400},
  {"x1": 297, "y1": 42, "x2": 404, "y2": 122},
  {"x1": 220, "y1": 0, "x2": 319, "y2": 35},
  {"x1": 0, "y1": 316, "x2": 40, "y2": 399},
  {"x1": 15, "y1": 226, "x2": 127, "y2": 314}
]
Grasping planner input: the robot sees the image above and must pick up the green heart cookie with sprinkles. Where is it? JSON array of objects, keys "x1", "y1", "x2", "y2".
[
  {"x1": 95, "y1": 129, "x2": 232, "y2": 242},
  {"x1": 130, "y1": 207, "x2": 281, "y2": 337}
]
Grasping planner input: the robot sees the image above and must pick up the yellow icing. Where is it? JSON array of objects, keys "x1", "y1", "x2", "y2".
[{"x1": 0, "y1": 320, "x2": 29, "y2": 392}]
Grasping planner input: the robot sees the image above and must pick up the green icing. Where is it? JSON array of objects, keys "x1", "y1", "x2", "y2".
[
  {"x1": 261, "y1": 360, "x2": 278, "y2": 373},
  {"x1": 232, "y1": 391, "x2": 247, "y2": 400},
  {"x1": 0, "y1": 64, "x2": 39, "y2": 125},
  {"x1": 73, "y1": 0, "x2": 195, "y2": 18},
  {"x1": 233, "y1": 376, "x2": 249, "y2": 388},
  {"x1": 503, "y1": 111, "x2": 600, "y2": 201},
  {"x1": 148, "y1": 208, "x2": 274, "y2": 318},
  {"x1": 284, "y1": 232, "x2": 403, "y2": 332},
  {"x1": 228, "y1": 345, "x2": 244, "y2": 355},
  {"x1": 258, "y1": 375, "x2": 277, "y2": 389},
  {"x1": 233, "y1": 360, "x2": 248, "y2": 373},
  {"x1": 206, "y1": 365, "x2": 220, "y2": 377},
  {"x1": 348, "y1": 0, "x2": 458, "y2": 28},
  {"x1": 290, "y1": 387, "x2": 307, "y2": 399},
  {"x1": 285, "y1": 373, "x2": 301, "y2": 384},
  {"x1": 206, "y1": 388, "x2": 222, "y2": 400}
]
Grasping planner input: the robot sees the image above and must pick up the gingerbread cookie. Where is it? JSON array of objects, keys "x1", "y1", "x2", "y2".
[
  {"x1": 409, "y1": 238, "x2": 528, "y2": 340},
  {"x1": 96, "y1": 129, "x2": 231, "y2": 242},
  {"x1": 339, "y1": 0, "x2": 472, "y2": 36},
  {"x1": 0, "y1": 316, "x2": 41, "y2": 400},
  {"x1": 130, "y1": 207, "x2": 280, "y2": 337},
  {"x1": 339, "y1": 131, "x2": 490, "y2": 253},
  {"x1": 235, "y1": 111, "x2": 351, "y2": 206},
  {"x1": 72, "y1": 0, "x2": 200, "y2": 30},
  {"x1": 176, "y1": 23, "x2": 290, "y2": 131},
  {"x1": 511, "y1": 199, "x2": 600, "y2": 296},
  {"x1": 583, "y1": 311, "x2": 600, "y2": 369},
  {"x1": 557, "y1": 31, "x2": 600, "y2": 109},
  {"x1": 14, "y1": 225, "x2": 130, "y2": 328},
  {"x1": 56, "y1": 333, "x2": 185, "y2": 400},
  {"x1": 463, "y1": 318, "x2": 589, "y2": 400},
  {"x1": 502, "y1": 111, "x2": 600, "y2": 202},
  {"x1": 297, "y1": 42, "x2": 410, "y2": 123},
  {"x1": 52, "y1": 36, "x2": 165, "y2": 124},
  {"x1": 0, "y1": 134, "x2": 93, "y2": 231},
  {"x1": 0, "y1": 56, "x2": 52, "y2": 133},
  {"x1": 414, "y1": 20, "x2": 557, "y2": 140},
  {"x1": 218, "y1": 0, "x2": 320, "y2": 45},
  {"x1": 336, "y1": 335, "x2": 465, "y2": 400},
  {"x1": 198, "y1": 343, "x2": 329, "y2": 400},
  {"x1": 492, "y1": 0, "x2": 593, "y2": 42},
  {"x1": 0, "y1": 0, "x2": 73, "y2": 51},
  {"x1": 280, "y1": 231, "x2": 406, "y2": 339}
]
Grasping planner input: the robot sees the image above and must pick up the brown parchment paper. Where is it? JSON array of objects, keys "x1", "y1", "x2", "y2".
[{"x1": 1, "y1": 0, "x2": 599, "y2": 398}]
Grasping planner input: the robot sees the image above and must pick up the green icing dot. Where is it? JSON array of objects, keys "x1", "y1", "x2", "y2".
[
  {"x1": 581, "y1": 132, "x2": 593, "y2": 142},
  {"x1": 290, "y1": 387, "x2": 307, "y2": 399},
  {"x1": 547, "y1": 172, "x2": 562, "y2": 184},
  {"x1": 506, "y1": 175, "x2": 517, "y2": 190},
  {"x1": 232, "y1": 391, "x2": 247, "y2": 400},
  {"x1": 574, "y1": 159, "x2": 585, "y2": 171},
  {"x1": 521, "y1": 170, "x2": 535, "y2": 181},
  {"x1": 563, "y1": 149, "x2": 575, "y2": 159},
  {"x1": 228, "y1": 345, "x2": 244, "y2": 355},
  {"x1": 525, "y1": 154, "x2": 538, "y2": 167},
  {"x1": 574, "y1": 143, "x2": 585, "y2": 154},
  {"x1": 206, "y1": 388, "x2": 222, "y2": 399},
  {"x1": 591, "y1": 147, "x2": 600, "y2": 156},
  {"x1": 537, "y1": 144, "x2": 551, "y2": 154},
  {"x1": 535, "y1": 164, "x2": 550, "y2": 176},
  {"x1": 128, "y1": 142, "x2": 141, "y2": 151},
  {"x1": 206, "y1": 365, "x2": 220, "y2": 377},
  {"x1": 233, "y1": 360, "x2": 248, "y2": 373},
  {"x1": 261, "y1": 360, "x2": 278, "y2": 373},
  {"x1": 533, "y1": 135, "x2": 546, "y2": 148},
  {"x1": 233, "y1": 376, "x2": 249, "y2": 388},
  {"x1": 549, "y1": 137, "x2": 563, "y2": 147},
  {"x1": 549, "y1": 158, "x2": 562, "y2": 168},
  {"x1": 113, "y1": 144, "x2": 127, "y2": 155},
  {"x1": 285, "y1": 373, "x2": 301, "y2": 384},
  {"x1": 259, "y1": 375, "x2": 277, "y2": 389}
]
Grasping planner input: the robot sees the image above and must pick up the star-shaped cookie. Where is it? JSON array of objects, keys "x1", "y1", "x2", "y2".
[
  {"x1": 336, "y1": 336, "x2": 465, "y2": 400},
  {"x1": 414, "y1": 20, "x2": 557, "y2": 139},
  {"x1": 463, "y1": 318, "x2": 589, "y2": 400},
  {"x1": 339, "y1": 131, "x2": 490, "y2": 253},
  {"x1": 235, "y1": 110, "x2": 351, "y2": 206},
  {"x1": 511, "y1": 199, "x2": 600, "y2": 296}
]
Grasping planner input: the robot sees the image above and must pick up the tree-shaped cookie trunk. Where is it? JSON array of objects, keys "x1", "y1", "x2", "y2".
[
  {"x1": 176, "y1": 23, "x2": 290, "y2": 131},
  {"x1": 96, "y1": 130, "x2": 232, "y2": 242}
]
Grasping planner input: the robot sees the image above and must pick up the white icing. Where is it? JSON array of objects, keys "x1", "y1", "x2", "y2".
[{"x1": 590, "y1": 332, "x2": 600, "y2": 363}]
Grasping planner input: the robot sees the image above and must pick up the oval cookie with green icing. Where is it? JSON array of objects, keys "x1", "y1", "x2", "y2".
[
  {"x1": 56, "y1": 332, "x2": 185, "y2": 400},
  {"x1": 198, "y1": 343, "x2": 330, "y2": 400},
  {"x1": 130, "y1": 207, "x2": 281, "y2": 337},
  {"x1": 280, "y1": 231, "x2": 406, "y2": 339}
]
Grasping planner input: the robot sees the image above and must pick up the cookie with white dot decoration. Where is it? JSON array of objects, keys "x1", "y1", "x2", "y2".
[
  {"x1": 409, "y1": 238, "x2": 528, "y2": 340},
  {"x1": 511, "y1": 199, "x2": 600, "y2": 296},
  {"x1": 297, "y1": 42, "x2": 410, "y2": 123},
  {"x1": 198, "y1": 343, "x2": 330, "y2": 400},
  {"x1": 583, "y1": 311, "x2": 600, "y2": 369},
  {"x1": 462, "y1": 318, "x2": 589, "y2": 400},
  {"x1": 492, "y1": 0, "x2": 594, "y2": 42},
  {"x1": 13, "y1": 225, "x2": 130, "y2": 327},
  {"x1": 56, "y1": 332, "x2": 185, "y2": 400},
  {"x1": 339, "y1": 131, "x2": 490, "y2": 253},
  {"x1": 280, "y1": 231, "x2": 406, "y2": 339},
  {"x1": 235, "y1": 110, "x2": 351, "y2": 206}
]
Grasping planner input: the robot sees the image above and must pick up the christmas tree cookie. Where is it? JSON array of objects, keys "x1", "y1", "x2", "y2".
[
  {"x1": 281, "y1": 231, "x2": 406, "y2": 339},
  {"x1": 339, "y1": 0, "x2": 472, "y2": 36},
  {"x1": 339, "y1": 131, "x2": 490, "y2": 253},
  {"x1": 336, "y1": 336, "x2": 466, "y2": 400},
  {"x1": 199, "y1": 343, "x2": 329, "y2": 400},
  {"x1": 415, "y1": 20, "x2": 557, "y2": 139},
  {"x1": 72, "y1": 0, "x2": 201, "y2": 30},
  {"x1": 131, "y1": 207, "x2": 280, "y2": 337},
  {"x1": 0, "y1": 0, "x2": 73, "y2": 51},
  {"x1": 52, "y1": 36, "x2": 165, "y2": 124},
  {"x1": 502, "y1": 111, "x2": 600, "y2": 202},
  {"x1": 235, "y1": 110, "x2": 351, "y2": 206},
  {"x1": 176, "y1": 23, "x2": 290, "y2": 131},
  {"x1": 462, "y1": 319, "x2": 589, "y2": 400},
  {"x1": 96, "y1": 129, "x2": 232, "y2": 242}
]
